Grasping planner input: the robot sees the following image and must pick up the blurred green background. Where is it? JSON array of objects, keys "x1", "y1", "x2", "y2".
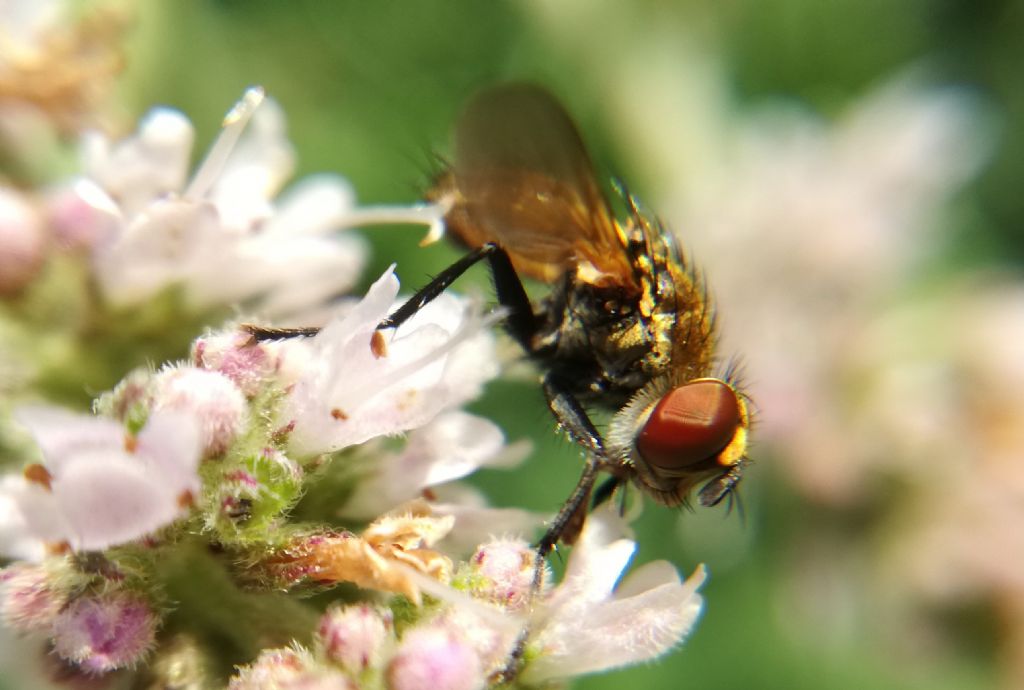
[{"x1": 16, "y1": 0, "x2": 1024, "y2": 688}]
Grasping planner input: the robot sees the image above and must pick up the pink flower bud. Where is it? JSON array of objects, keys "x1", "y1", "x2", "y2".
[
  {"x1": 468, "y1": 538, "x2": 544, "y2": 611},
  {"x1": 387, "y1": 627, "x2": 484, "y2": 690},
  {"x1": 151, "y1": 366, "x2": 246, "y2": 456},
  {"x1": 0, "y1": 186, "x2": 46, "y2": 296},
  {"x1": 44, "y1": 180, "x2": 120, "y2": 251},
  {"x1": 229, "y1": 647, "x2": 354, "y2": 690},
  {"x1": 192, "y1": 331, "x2": 278, "y2": 397},
  {"x1": 0, "y1": 563, "x2": 65, "y2": 632},
  {"x1": 318, "y1": 604, "x2": 393, "y2": 673},
  {"x1": 52, "y1": 592, "x2": 157, "y2": 673}
]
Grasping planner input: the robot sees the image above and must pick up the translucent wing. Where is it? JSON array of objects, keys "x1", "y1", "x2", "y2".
[{"x1": 442, "y1": 84, "x2": 632, "y2": 284}]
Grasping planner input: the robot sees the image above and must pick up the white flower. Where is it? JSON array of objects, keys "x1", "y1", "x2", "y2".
[
  {"x1": 427, "y1": 483, "x2": 543, "y2": 558},
  {"x1": 338, "y1": 411, "x2": 524, "y2": 521},
  {"x1": 404, "y1": 505, "x2": 706, "y2": 683},
  {"x1": 0, "y1": 406, "x2": 202, "y2": 558},
  {"x1": 0, "y1": 0, "x2": 62, "y2": 60},
  {"x1": 522, "y1": 504, "x2": 706, "y2": 683},
  {"x1": 282, "y1": 266, "x2": 500, "y2": 455},
  {"x1": 65, "y1": 88, "x2": 445, "y2": 315}
]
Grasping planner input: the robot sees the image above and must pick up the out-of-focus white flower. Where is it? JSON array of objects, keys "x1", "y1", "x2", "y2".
[
  {"x1": 0, "y1": 406, "x2": 202, "y2": 558},
  {"x1": 338, "y1": 411, "x2": 523, "y2": 521},
  {"x1": 281, "y1": 266, "x2": 500, "y2": 455},
  {"x1": 0, "y1": 0, "x2": 62, "y2": 58},
  {"x1": 65, "y1": 88, "x2": 445, "y2": 316},
  {"x1": 863, "y1": 283, "x2": 1024, "y2": 597},
  {"x1": 664, "y1": 74, "x2": 986, "y2": 452},
  {"x1": 521, "y1": 504, "x2": 706, "y2": 683},
  {"x1": 0, "y1": 0, "x2": 123, "y2": 133}
]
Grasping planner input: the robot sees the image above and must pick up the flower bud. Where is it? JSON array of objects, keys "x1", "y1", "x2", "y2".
[
  {"x1": 464, "y1": 538, "x2": 545, "y2": 611},
  {"x1": 0, "y1": 186, "x2": 46, "y2": 296},
  {"x1": 52, "y1": 592, "x2": 157, "y2": 673},
  {"x1": 229, "y1": 647, "x2": 354, "y2": 690},
  {"x1": 386, "y1": 627, "x2": 484, "y2": 690},
  {"x1": 192, "y1": 330, "x2": 278, "y2": 397},
  {"x1": 0, "y1": 563, "x2": 66, "y2": 632},
  {"x1": 318, "y1": 604, "x2": 393, "y2": 673},
  {"x1": 44, "y1": 179, "x2": 120, "y2": 251},
  {"x1": 151, "y1": 365, "x2": 246, "y2": 456}
]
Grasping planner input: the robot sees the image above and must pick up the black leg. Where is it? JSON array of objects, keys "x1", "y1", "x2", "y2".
[
  {"x1": 542, "y1": 375, "x2": 606, "y2": 457},
  {"x1": 499, "y1": 378, "x2": 612, "y2": 684},
  {"x1": 592, "y1": 475, "x2": 624, "y2": 509},
  {"x1": 534, "y1": 452, "x2": 602, "y2": 558},
  {"x1": 242, "y1": 325, "x2": 322, "y2": 342},
  {"x1": 245, "y1": 242, "x2": 537, "y2": 347},
  {"x1": 378, "y1": 242, "x2": 537, "y2": 350},
  {"x1": 533, "y1": 374, "x2": 612, "y2": 554}
]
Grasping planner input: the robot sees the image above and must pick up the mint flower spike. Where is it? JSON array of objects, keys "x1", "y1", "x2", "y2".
[
  {"x1": 0, "y1": 407, "x2": 201, "y2": 557},
  {"x1": 522, "y1": 504, "x2": 707, "y2": 683},
  {"x1": 282, "y1": 266, "x2": 500, "y2": 455}
]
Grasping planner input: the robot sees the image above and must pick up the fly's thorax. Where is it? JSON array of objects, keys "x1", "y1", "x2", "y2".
[{"x1": 539, "y1": 277, "x2": 673, "y2": 402}]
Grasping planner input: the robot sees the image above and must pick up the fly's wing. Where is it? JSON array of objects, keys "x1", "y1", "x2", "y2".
[{"x1": 444, "y1": 84, "x2": 632, "y2": 284}]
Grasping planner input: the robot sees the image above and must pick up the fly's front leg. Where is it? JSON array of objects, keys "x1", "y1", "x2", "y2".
[
  {"x1": 242, "y1": 325, "x2": 322, "y2": 342},
  {"x1": 245, "y1": 243, "x2": 536, "y2": 347},
  {"x1": 377, "y1": 243, "x2": 537, "y2": 350}
]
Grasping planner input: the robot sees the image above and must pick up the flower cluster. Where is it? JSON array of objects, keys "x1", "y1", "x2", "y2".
[
  {"x1": 0, "y1": 83, "x2": 446, "y2": 417},
  {"x1": 0, "y1": 263, "x2": 706, "y2": 685},
  {"x1": 230, "y1": 506, "x2": 706, "y2": 690}
]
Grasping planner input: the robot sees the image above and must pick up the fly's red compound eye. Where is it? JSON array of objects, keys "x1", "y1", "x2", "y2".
[{"x1": 636, "y1": 379, "x2": 741, "y2": 470}]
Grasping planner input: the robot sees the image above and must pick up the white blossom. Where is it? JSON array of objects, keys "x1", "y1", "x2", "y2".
[
  {"x1": 338, "y1": 410, "x2": 524, "y2": 521},
  {"x1": 281, "y1": 266, "x2": 500, "y2": 455},
  {"x1": 0, "y1": 407, "x2": 202, "y2": 557},
  {"x1": 522, "y1": 504, "x2": 706, "y2": 683},
  {"x1": 65, "y1": 88, "x2": 444, "y2": 316},
  {"x1": 405, "y1": 505, "x2": 706, "y2": 683}
]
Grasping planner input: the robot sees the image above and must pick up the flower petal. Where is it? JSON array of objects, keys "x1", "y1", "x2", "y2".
[
  {"x1": 0, "y1": 475, "x2": 59, "y2": 560},
  {"x1": 51, "y1": 451, "x2": 187, "y2": 551},
  {"x1": 13, "y1": 406, "x2": 124, "y2": 473},
  {"x1": 524, "y1": 565, "x2": 706, "y2": 681}
]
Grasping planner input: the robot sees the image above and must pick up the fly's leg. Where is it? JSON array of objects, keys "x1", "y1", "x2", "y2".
[
  {"x1": 498, "y1": 376, "x2": 612, "y2": 683},
  {"x1": 244, "y1": 242, "x2": 537, "y2": 347},
  {"x1": 242, "y1": 325, "x2": 322, "y2": 342},
  {"x1": 378, "y1": 242, "x2": 537, "y2": 349},
  {"x1": 534, "y1": 375, "x2": 609, "y2": 554},
  {"x1": 592, "y1": 475, "x2": 626, "y2": 511}
]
